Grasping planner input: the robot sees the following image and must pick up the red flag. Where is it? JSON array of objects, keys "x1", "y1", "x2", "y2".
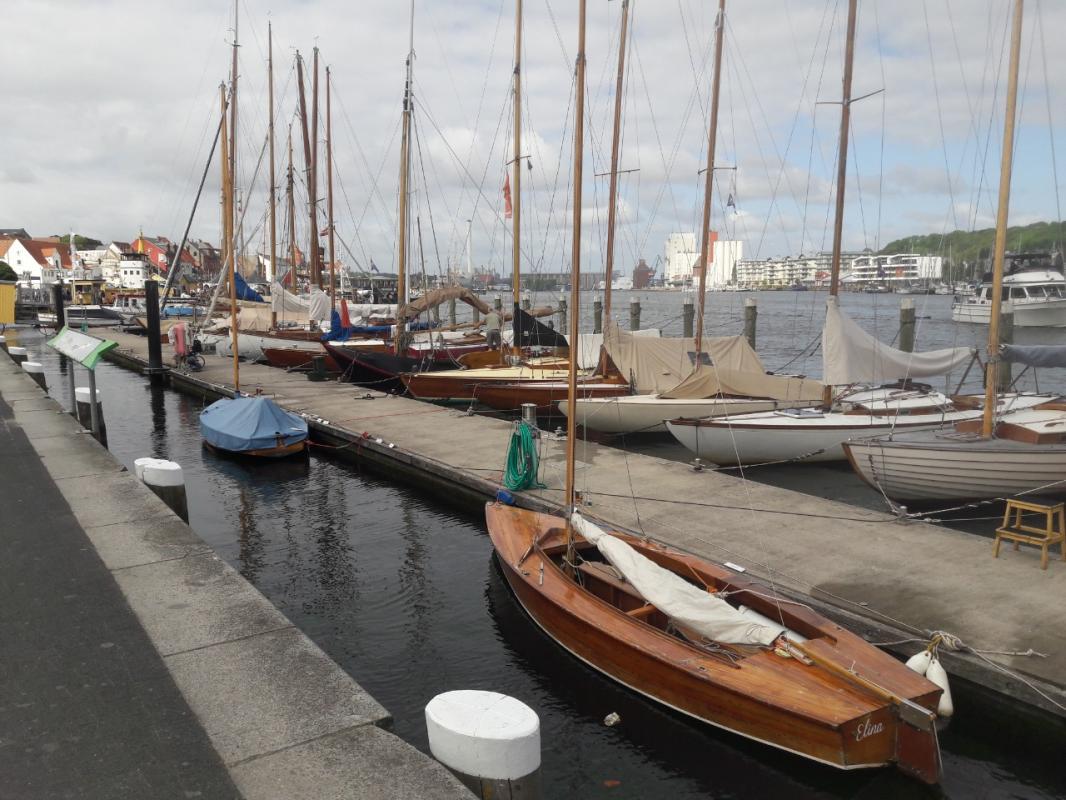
[
  {"x1": 340, "y1": 297, "x2": 352, "y2": 328},
  {"x1": 503, "y1": 173, "x2": 513, "y2": 219}
]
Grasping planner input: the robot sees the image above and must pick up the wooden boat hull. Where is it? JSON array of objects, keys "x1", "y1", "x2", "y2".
[
  {"x1": 204, "y1": 438, "x2": 307, "y2": 458},
  {"x1": 486, "y1": 503, "x2": 941, "y2": 781},
  {"x1": 844, "y1": 432, "x2": 1066, "y2": 501},
  {"x1": 324, "y1": 341, "x2": 489, "y2": 390},
  {"x1": 261, "y1": 346, "x2": 341, "y2": 373},
  {"x1": 474, "y1": 380, "x2": 629, "y2": 412}
]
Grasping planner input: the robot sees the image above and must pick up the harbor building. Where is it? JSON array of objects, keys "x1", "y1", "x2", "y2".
[
  {"x1": 664, "y1": 231, "x2": 743, "y2": 287},
  {"x1": 841, "y1": 253, "x2": 943, "y2": 287}
]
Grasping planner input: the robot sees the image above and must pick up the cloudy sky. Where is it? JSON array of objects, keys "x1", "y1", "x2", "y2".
[{"x1": 3, "y1": 0, "x2": 1064, "y2": 280}]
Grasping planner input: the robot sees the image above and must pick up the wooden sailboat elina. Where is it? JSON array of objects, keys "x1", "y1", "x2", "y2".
[{"x1": 485, "y1": 0, "x2": 943, "y2": 783}]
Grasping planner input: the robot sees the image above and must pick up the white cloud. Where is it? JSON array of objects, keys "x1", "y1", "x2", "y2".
[{"x1": 2, "y1": 0, "x2": 1063, "y2": 277}]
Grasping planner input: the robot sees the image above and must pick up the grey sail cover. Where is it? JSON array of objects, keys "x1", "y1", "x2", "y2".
[
  {"x1": 1000, "y1": 344, "x2": 1066, "y2": 368},
  {"x1": 822, "y1": 296, "x2": 973, "y2": 385}
]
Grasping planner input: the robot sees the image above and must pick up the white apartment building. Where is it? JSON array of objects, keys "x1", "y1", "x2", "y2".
[
  {"x1": 842, "y1": 253, "x2": 943, "y2": 285},
  {"x1": 664, "y1": 232, "x2": 743, "y2": 286}
]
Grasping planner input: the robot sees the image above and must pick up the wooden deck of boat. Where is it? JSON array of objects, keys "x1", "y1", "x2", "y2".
[{"x1": 103, "y1": 329, "x2": 1066, "y2": 720}]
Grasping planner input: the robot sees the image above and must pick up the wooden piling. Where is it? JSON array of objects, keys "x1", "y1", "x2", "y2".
[
  {"x1": 629, "y1": 297, "x2": 641, "y2": 331},
  {"x1": 593, "y1": 298, "x2": 603, "y2": 334},
  {"x1": 743, "y1": 297, "x2": 758, "y2": 350},
  {"x1": 899, "y1": 298, "x2": 915, "y2": 353},
  {"x1": 682, "y1": 296, "x2": 694, "y2": 338}
]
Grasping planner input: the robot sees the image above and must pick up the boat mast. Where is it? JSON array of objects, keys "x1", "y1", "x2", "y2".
[
  {"x1": 296, "y1": 53, "x2": 313, "y2": 291},
  {"x1": 394, "y1": 0, "x2": 415, "y2": 347},
  {"x1": 602, "y1": 0, "x2": 631, "y2": 325},
  {"x1": 326, "y1": 65, "x2": 337, "y2": 310},
  {"x1": 982, "y1": 0, "x2": 1024, "y2": 438},
  {"x1": 821, "y1": 0, "x2": 858, "y2": 407},
  {"x1": 311, "y1": 47, "x2": 321, "y2": 290},
  {"x1": 510, "y1": 0, "x2": 523, "y2": 347},
  {"x1": 229, "y1": 1, "x2": 239, "y2": 277},
  {"x1": 693, "y1": 0, "x2": 725, "y2": 355},
  {"x1": 565, "y1": 0, "x2": 588, "y2": 550},
  {"x1": 268, "y1": 22, "x2": 277, "y2": 326},
  {"x1": 287, "y1": 125, "x2": 297, "y2": 292}
]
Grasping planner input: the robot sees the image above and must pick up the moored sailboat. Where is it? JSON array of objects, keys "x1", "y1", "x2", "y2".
[
  {"x1": 485, "y1": 0, "x2": 942, "y2": 783},
  {"x1": 844, "y1": 2, "x2": 1066, "y2": 503}
]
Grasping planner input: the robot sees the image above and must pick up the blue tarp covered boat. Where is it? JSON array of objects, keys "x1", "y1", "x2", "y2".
[{"x1": 199, "y1": 395, "x2": 308, "y2": 457}]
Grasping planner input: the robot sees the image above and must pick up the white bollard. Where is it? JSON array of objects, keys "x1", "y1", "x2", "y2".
[
  {"x1": 22, "y1": 361, "x2": 48, "y2": 391},
  {"x1": 74, "y1": 386, "x2": 107, "y2": 446},
  {"x1": 426, "y1": 690, "x2": 541, "y2": 799},
  {"x1": 138, "y1": 458, "x2": 189, "y2": 523},
  {"x1": 8, "y1": 345, "x2": 27, "y2": 366}
]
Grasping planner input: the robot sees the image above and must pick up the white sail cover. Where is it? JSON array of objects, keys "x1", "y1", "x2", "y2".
[
  {"x1": 571, "y1": 514, "x2": 784, "y2": 647},
  {"x1": 270, "y1": 282, "x2": 311, "y2": 314},
  {"x1": 573, "y1": 329, "x2": 661, "y2": 370},
  {"x1": 308, "y1": 289, "x2": 331, "y2": 323},
  {"x1": 822, "y1": 296, "x2": 973, "y2": 385}
]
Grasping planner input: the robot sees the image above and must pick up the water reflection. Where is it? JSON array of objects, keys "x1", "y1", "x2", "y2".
[{"x1": 148, "y1": 383, "x2": 168, "y2": 458}]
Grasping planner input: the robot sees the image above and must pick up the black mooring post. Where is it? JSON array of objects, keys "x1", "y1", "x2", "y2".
[
  {"x1": 144, "y1": 280, "x2": 167, "y2": 385},
  {"x1": 52, "y1": 282, "x2": 66, "y2": 329}
]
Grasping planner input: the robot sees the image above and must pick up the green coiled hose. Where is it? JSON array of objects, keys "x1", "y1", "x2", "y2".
[{"x1": 503, "y1": 421, "x2": 544, "y2": 491}]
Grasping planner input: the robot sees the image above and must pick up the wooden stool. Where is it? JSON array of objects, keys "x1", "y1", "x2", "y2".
[{"x1": 994, "y1": 499, "x2": 1066, "y2": 570}]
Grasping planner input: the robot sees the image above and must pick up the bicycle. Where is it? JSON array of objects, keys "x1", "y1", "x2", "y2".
[{"x1": 174, "y1": 338, "x2": 205, "y2": 372}]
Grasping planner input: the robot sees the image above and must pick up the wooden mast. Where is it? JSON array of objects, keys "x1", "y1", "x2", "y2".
[
  {"x1": 311, "y1": 47, "x2": 321, "y2": 290},
  {"x1": 510, "y1": 0, "x2": 523, "y2": 347},
  {"x1": 693, "y1": 0, "x2": 725, "y2": 355},
  {"x1": 822, "y1": 0, "x2": 858, "y2": 408},
  {"x1": 394, "y1": 0, "x2": 415, "y2": 348},
  {"x1": 296, "y1": 54, "x2": 313, "y2": 291},
  {"x1": 564, "y1": 0, "x2": 588, "y2": 554},
  {"x1": 602, "y1": 0, "x2": 630, "y2": 324},
  {"x1": 982, "y1": 0, "x2": 1024, "y2": 438},
  {"x1": 326, "y1": 65, "x2": 337, "y2": 310},
  {"x1": 229, "y1": 1, "x2": 238, "y2": 276},
  {"x1": 268, "y1": 21, "x2": 277, "y2": 328},
  {"x1": 287, "y1": 125, "x2": 297, "y2": 291}
]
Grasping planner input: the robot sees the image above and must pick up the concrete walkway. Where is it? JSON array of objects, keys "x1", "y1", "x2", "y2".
[
  {"x1": 95, "y1": 329, "x2": 1066, "y2": 719},
  {"x1": 0, "y1": 350, "x2": 472, "y2": 799}
]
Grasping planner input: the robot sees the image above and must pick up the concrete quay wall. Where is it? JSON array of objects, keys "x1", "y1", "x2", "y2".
[{"x1": 0, "y1": 350, "x2": 473, "y2": 800}]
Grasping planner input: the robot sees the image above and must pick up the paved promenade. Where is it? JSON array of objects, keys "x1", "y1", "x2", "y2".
[{"x1": 0, "y1": 347, "x2": 472, "y2": 799}]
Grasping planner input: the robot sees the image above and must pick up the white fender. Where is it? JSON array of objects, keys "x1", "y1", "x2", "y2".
[
  {"x1": 905, "y1": 649, "x2": 932, "y2": 676},
  {"x1": 926, "y1": 655, "x2": 954, "y2": 718}
]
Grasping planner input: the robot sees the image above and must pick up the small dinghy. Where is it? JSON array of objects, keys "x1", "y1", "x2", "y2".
[{"x1": 200, "y1": 395, "x2": 308, "y2": 458}]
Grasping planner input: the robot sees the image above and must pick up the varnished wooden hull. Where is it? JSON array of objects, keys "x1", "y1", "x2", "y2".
[
  {"x1": 261, "y1": 346, "x2": 341, "y2": 373},
  {"x1": 486, "y1": 503, "x2": 942, "y2": 782},
  {"x1": 204, "y1": 438, "x2": 307, "y2": 458},
  {"x1": 473, "y1": 380, "x2": 629, "y2": 412}
]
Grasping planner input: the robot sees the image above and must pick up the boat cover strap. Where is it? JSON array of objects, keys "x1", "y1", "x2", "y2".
[{"x1": 1001, "y1": 344, "x2": 1066, "y2": 368}]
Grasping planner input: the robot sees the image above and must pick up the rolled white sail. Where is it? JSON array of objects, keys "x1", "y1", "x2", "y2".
[{"x1": 572, "y1": 514, "x2": 783, "y2": 646}]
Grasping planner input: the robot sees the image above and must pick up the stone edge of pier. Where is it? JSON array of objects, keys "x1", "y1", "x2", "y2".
[{"x1": 0, "y1": 356, "x2": 473, "y2": 800}]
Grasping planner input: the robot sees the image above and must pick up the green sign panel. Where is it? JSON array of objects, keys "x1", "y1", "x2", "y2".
[{"x1": 46, "y1": 326, "x2": 118, "y2": 370}]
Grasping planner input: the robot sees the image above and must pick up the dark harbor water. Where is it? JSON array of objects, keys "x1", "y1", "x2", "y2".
[{"x1": 8, "y1": 303, "x2": 1066, "y2": 798}]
